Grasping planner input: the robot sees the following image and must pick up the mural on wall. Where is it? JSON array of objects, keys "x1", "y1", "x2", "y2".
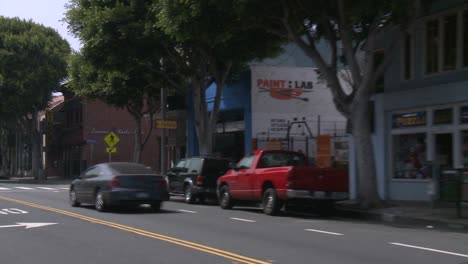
[{"x1": 250, "y1": 65, "x2": 346, "y2": 139}]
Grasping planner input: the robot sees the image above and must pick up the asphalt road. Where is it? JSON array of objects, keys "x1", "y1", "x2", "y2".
[{"x1": 0, "y1": 183, "x2": 467, "y2": 264}]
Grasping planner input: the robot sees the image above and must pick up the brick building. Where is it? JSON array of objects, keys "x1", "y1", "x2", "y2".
[{"x1": 44, "y1": 89, "x2": 164, "y2": 178}]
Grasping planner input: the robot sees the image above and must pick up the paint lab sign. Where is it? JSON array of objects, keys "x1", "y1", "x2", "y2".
[
  {"x1": 256, "y1": 79, "x2": 313, "y2": 101},
  {"x1": 251, "y1": 65, "x2": 345, "y2": 137}
]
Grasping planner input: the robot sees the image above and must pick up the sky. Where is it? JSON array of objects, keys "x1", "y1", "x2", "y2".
[{"x1": 0, "y1": 0, "x2": 81, "y2": 51}]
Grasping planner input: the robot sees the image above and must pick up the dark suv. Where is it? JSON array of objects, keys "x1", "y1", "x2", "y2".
[{"x1": 166, "y1": 157, "x2": 232, "y2": 204}]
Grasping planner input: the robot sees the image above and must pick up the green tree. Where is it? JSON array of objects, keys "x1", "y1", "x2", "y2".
[
  {"x1": 246, "y1": 0, "x2": 416, "y2": 207},
  {"x1": 0, "y1": 17, "x2": 70, "y2": 179},
  {"x1": 65, "y1": 0, "x2": 178, "y2": 163},
  {"x1": 154, "y1": 0, "x2": 285, "y2": 155}
]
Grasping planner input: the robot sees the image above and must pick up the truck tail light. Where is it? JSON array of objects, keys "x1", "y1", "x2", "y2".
[
  {"x1": 286, "y1": 180, "x2": 295, "y2": 188},
  {"x1": 196, "y1": 176, "x2": 203, "y2": 185},
  {"x1": 110, "y1": 176, "x2": 121, "y2": 187}
]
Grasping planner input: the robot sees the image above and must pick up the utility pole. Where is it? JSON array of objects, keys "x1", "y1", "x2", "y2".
[{"x1": 160, "y1": 87, "x2": 167, "y2": 175}]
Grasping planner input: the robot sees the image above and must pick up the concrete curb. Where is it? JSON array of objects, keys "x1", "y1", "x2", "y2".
[{"x1": 335, "y1": 208, "x2": 468, "y2": 233}]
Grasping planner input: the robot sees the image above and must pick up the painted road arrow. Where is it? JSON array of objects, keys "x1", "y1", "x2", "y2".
[{"x1": 0, "y1": 222, "x2": 57, "y2": 229}]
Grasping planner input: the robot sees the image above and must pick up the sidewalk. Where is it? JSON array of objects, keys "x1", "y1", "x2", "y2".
[
  {"x1": 0, "y1": 176, "x2": 74, "y2": 185},
  {"x1": 336, "y1": 200, "x2": 468, "y2": 232}
]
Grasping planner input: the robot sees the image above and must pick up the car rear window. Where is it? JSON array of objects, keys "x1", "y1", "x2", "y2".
[
  {"x1": 258, "y1": 152, "x2": 306, "y2": 168},
  {"x1": 202, "y1": 159, "x2": 230, "y2": 175},
  {"x1": 108, "y1": 163, "x2": 154, "y2": 174}
]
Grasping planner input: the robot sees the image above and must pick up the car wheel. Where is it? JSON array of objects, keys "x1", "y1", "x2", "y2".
[
  {"x1": 95, "y1": 191, "x2": 107, "y2": 212},
  {"x1": 69, "y1": 189, "x2": 80, "y2": 207},
  {"x1": 184, "y1": 185, "x2": 195, "y2": 204},
  {"x1": 151, "y1": 201, "x2": 162, "y2": 212},
  {"x1": 263, "y1": 188, "x2": 282, "y2": 216},
  {"x1": 219, "y1": 185, "x2": 233, "y2": 209}
]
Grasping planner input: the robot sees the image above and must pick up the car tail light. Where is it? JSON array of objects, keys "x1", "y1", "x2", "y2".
[
  {"x1": 196, "y1": 175, "x2": 203, "y2": 185},
  {"x1": 110, "y1": 176, "x2": 121, "y2": 187},
  {"x1": 160, "y1": 179, "x2": 167, "y2": 188}
]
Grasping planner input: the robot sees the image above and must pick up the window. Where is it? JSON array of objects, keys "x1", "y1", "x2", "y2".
[
  {"x1": 460, "y1": 106, "x2": 468, "y2": 124},
  {"x1": 426, "y1": 19, "x2": 439, "y2": 74},
  {"x1": 237, "y1": 154, "x2": 254, "y2": 169},
  {"x1": 83, "y1": 166, "x2": 100, "y2": 179},
  {"x1": 403, "y1": 34, "x2": 412, "y2": 80},
  {"x1": 393, "y1": 133, "x2": 430, "y2": 179},
  {"x1": 443, "y1": 14, "x2": 457, "y2": 71},
  {"x1": 258, "y1": 152, "x2": 306, "y2": 168},
  {"x1": 175, "y1": 159, "x2": 186, "y2": 168},
  {"x1": 464, "y1": 10, "x2": 468, "y2": 67},
  {"x1": 392, "y1": 111, "x2": 427, "y2": 129},
  {"x1": 188, "y1": 158, "x2": 202, "y2": 173},
  {"x1": 462, "y1": 131, "x2": 468, "y2": 167},
  {"x1": 433, "y1": 108, "x2": 453, "y2": 125}
]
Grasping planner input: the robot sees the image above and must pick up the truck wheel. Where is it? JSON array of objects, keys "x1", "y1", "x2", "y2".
[
  {"x1": 219, "y1": 185, "x2": 234, "y2": 209},
  {"x1": 184, "y1": 185, "x2": 195, "y2": 204},
  {"x1": 263, "y1": 188, "x2": 282, "y2": 216}
]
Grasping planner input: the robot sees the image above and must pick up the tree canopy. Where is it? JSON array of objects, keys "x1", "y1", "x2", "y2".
[
  {"x1": 153, "y1": 0, "x2": 286, "y2": 155},
  {"x1": 0, "y1": 16, "x2": 70, "y2": 119}
]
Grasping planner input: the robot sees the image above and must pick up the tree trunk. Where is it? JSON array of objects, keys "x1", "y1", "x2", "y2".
[
  {"x1": 192, "y1": 78, "x2": 214, "y2": 156},
  {"x1": 30, "y1": 111, "x2": 44, "y2": 180},
  {"x1": 350, "y1": 97, "x2": 381, "y2": 208},
  {"x1": 0, "y1": 128, "x2": 8, "y2": 178},
  {"x1": 133, "y1": 115, "x2": 142, "y2": 163}
]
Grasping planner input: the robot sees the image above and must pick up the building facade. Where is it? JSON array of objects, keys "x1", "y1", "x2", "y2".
[
  {"x1": 372, "y1": 0, "x2": 468, "y2": 201},
  {"x1": 187, "y1": 43, "x2": 348, "y2": 166},
  {"x1": 44, "y1": 90, "x2": 162, "y2": 178}
]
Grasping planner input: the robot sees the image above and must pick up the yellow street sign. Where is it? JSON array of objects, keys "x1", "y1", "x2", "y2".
[
  {"x1": 106, "y1": 147, "x2": 117, "y2": 153},
  {"x1": 104, "y1": 131, "x2": 120, "y2": 147},
  {"x1": 155, "y1": 119, "x2": 177, "y2": 129}
]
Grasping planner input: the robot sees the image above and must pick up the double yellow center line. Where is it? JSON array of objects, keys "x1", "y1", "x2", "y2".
[{"x1": 0, "y1": 195, "x2": 270, "y2": 264}]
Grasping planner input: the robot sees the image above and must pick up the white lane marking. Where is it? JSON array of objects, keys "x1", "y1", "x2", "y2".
[
  {"x1": 390, "y1": 242, "x2": 468, "y2": 258},
  {"x1": 0, "y1": 187, "x2": 11, "y2": 190},
  {"x1": 2, "y1": 208, "x2": 28, "y2": 214},
  {"x1": 2, "y1": 209, "x2": 21, "y2": 214},
  {"x1": 305, "y1": 229, "x2": 344, "y2": 236},
  {"x1": 178, "y1": 209, "x2": 198, "y2": 214},
  {"x1": 229, "y1": 218, "x2": 256, "y2": 223},
  {"x1": 14, "y1": 187, "x2": 33, "y2": 190},
  {"x1": 36, "y1": 187, "x2": 58, "y2": 190},
  {"x1": 59, "y1": 187, "x2": 69, "y2": 190}
]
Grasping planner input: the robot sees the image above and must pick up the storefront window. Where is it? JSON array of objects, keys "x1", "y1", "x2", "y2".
[
  {"x1": 433, "y1": 108, "x2": 453, "y2": 125},
  {"x1": 462, "y1": 131, "x2": 468, "y2": 167},
  {"x1": 392, "y1": 111, "x2": 427, "y2": 129},
  {"x1": 393, "y1": 133, "x2": 430, "y2": 179},
  {"x1": 460, "y1": 106, "x2": 468, "y2": 124}
]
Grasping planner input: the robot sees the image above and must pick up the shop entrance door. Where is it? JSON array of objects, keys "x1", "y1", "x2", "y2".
[{"x1": 435, "y1": 133, "x2": 453, "y2": 169}]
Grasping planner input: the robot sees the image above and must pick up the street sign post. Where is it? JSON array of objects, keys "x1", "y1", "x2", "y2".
[
  {"x1": 104, "y1": 131, "x2": 120, "y2": 147},
  {"x1": 106, "y1": 147, "x2": 117, "y2": 153},
  {"x1": 104, "y1": 131, "x2": 120, "y2": 162},
  {"x1": 155, "y1": 119, "x2": 177, "y2": 129}
]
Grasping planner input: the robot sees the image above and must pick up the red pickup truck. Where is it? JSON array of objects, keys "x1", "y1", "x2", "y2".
[{"x1": 216, "y1": 149, "x2": 349, "y2": 215}]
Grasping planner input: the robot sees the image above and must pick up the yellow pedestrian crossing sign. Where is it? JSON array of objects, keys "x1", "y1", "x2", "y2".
[
  {"x1": 106, "y1": 147, "x2": 117, "y2": 153},
  {"x1": 104, "y1": 131, "x2": 120, "y2": 147}
]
